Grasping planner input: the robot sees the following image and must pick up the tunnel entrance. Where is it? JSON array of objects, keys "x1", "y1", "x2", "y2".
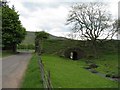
[
  {"x1": 73, "y1": 51, "x2": 78, "y2": 60},
  {"x1": 64, "y1": 47, "x2": 85, "y2": 60},
  {"x1": 70, "y1": 51, "x2": 78, "y2": 60}
]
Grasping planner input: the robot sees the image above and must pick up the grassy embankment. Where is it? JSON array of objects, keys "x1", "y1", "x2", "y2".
[
  {"x1": 21, "y1": 54, "x2": 43, "y2": 88},
  {"x1": 21, "y1": 53, "x2": 118, "y2": 88},
  {"x1": 42, "y1": 54, "x2": 118, "y2": 88},
  {"x1": 95, "y1": 53, "x2": 119, "y2": 77}
]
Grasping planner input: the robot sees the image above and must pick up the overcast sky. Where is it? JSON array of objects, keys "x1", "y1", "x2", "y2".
[{"x1": 8, "y1": 0, "x2": 119, "y2": 37}]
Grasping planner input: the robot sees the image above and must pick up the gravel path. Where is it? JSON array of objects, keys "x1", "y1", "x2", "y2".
[{"x1": 2, "y1": 52, "x2": 32, "y2": 88}]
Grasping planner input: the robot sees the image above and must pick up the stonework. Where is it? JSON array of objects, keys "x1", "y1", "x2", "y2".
[{"x1": 64, "y1": 47, "x2": 85, "y2": 60}]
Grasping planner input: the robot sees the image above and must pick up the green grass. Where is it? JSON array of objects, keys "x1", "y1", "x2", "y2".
[
  {"x1": 20, "y1": 33, "x2": 119, "y2": 88},
  {"x1": 42, "y1": 40, "x2": 87, "y2": 54},
  {"x1": 41, "y1": 54, "x2": 118, "y2": 88},
  {"x1": 94, "y1": 53, "x2": 119, "y2": 77},
  {"x1": 20, "y1": 54, "x2": 43, "y2": 88}
]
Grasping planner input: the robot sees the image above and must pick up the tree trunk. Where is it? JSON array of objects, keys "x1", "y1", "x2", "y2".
[
  {"x1": 35, "y1": 38, "x2": 39, "y2": 53},
  {"x1": 35, "y1": 38, "x2": 42, "y2": 55},
  {"x1": 38, "y1": 39, "x2": 42, "y2": 55},
  {"x1": 12, "y1": 44, "x2": 17, "y2": 53},
  {"x1": 92, "y1": 41, "x2": 98, "y2": 58}
]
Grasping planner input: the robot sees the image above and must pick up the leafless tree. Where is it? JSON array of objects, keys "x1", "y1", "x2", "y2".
[
  {"x1": 67, "y1": 2, "x2": 116, "y2": 57},
  {"x1": 113, "y1": 19, "x2": 120, "y2": 34}
]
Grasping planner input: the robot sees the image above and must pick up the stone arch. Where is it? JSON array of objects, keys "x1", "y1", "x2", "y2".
[{"x1": 64, "y1": 47, "x2": 85, "y2": 60}]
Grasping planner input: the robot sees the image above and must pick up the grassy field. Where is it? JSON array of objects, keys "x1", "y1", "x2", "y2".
[
  {"x1": 21, "y1": 53, "x2": 118, "y2": 88},
  {"x1": 94, "y1": 53, "x2": 119, "y2": 77},
  {"x1": 41, "y1": 54, "x2": 118, "y2": 88},
  {"x1": 20, "y1": 54, "x2": 43, "y2": 88}
]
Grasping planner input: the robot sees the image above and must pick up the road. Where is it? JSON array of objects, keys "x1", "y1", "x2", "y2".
[{"x1": 2, "y1": 52, "x2": 32, "y2": 88}]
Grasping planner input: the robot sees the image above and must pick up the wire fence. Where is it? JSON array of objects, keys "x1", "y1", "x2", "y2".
[{"x1": 38, "y1": 55, "x2": 53, "y2": 89}]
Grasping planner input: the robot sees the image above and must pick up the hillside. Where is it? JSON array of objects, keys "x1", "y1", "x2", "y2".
[
  {"x1": 20, "y1": 31, "x2": 119, "y2": 56},
  {"x1": 22, "y1": 31, "x2": 68, "y2": 44},
  {"x1": 22, "y1": 32, "x2": 35, "y2": 44}
]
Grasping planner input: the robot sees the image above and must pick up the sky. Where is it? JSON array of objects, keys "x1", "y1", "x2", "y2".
[{"x1": 8, "y1": 0, "x2": 119, "y2": 38}]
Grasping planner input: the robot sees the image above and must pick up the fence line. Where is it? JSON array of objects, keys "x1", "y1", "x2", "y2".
[{"x1": 38, "y1": 55, "x2": 53, "y2": 89}]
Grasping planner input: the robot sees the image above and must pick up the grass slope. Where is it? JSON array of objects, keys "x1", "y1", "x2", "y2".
[
  {"x1": 41, "y1": 55, "x2": 118, "y2": 88},
  {"x1": 22, "y1": 31, "x2": 67, "y2": 44},
  {"x1": 21, "y1": 54, "x2": 43, "y2": 88},
  {"x1": 42, "y1": 39, "x2": 87, "y2": 54},
  {"x1": 22, "y1": 32, "x2": 35, "y2": 44}
]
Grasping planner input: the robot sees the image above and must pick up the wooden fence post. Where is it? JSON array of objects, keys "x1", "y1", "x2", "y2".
[{"x1": 38, "y1": 55, "x2": 53, "y2": 89}]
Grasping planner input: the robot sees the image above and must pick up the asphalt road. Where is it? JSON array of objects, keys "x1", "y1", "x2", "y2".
[{"x1": 2, "y1": 52, "x2": 32, "y2": 88}]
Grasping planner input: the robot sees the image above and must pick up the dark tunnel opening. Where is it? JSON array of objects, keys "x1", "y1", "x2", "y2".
[{"x1": 70, "y1": 51, "x2": 78, "y2": 60}]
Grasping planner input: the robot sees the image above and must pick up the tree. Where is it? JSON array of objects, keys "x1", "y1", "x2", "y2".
[
  {"x1": 113, "y1": 19, "x2": 120, "y2": 34},
  {"x1": 35, "y1": 31, "x2": 49, "y2": 54},
  {"x1": 0, "y1": 1, "x2": 2, "y2": 49},
  {"x1": 2, "y1": 1, "x2": 26, "y2": 52},
  {"x1": 118, "y1": 20, "x2": 120, "y2": 35},
  {"x1": 67, "y1": 2, "x2": 116, "y2": 56}
]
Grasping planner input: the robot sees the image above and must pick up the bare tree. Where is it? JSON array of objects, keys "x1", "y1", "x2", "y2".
[
  {"x1": 113, "y1": 19, "x2": 120, "y2": 34},
  {"x1": 67, "y1": 2, "x2": 116, "y2": 57}
]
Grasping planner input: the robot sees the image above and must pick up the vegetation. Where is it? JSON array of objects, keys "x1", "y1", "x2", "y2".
[
  {"x1": 95, "y1": 53, "x2": 119, "y2": 77},
  {"x1": 17, "y1": 44, "x2": 35, "y2": 50},
  {"x1": 22, "y1": 32, "x2": 36, "y2": 44},
  {"x1": 21, "y1": 54, "x2": 118, "y2": 88},
  {"x1": 67, "y1": 2, "x2": 116, "y2": 57},
  {"x1": 1, "y1": 0, "x2": 118, "y2": 89},
  {"x1": 19, "y1": 29, "x2": 119, "y2": 88},
  {"x1": 2, "y1": 1, "x2": 26, "y2": 52},
  {"x1": 21, "y1": 54, "x2": 43, "y2": 88},
  {"x1": 0, "y1": 4, "x2": 2, "y2": 50},
  {"x1": 35, "y1": 31, "x2": 49, "y2": 53},
  {"x1": 19, "y1": 31, "x2": 118, "y2": 56},
  {"x1": 113, "y1": 19, "x2": 120, "y2": 34},
  {"x1": 41, "y1": 54, "x2": 118, "y2": 88}
]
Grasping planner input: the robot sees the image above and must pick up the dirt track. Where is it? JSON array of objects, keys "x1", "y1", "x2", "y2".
[{"x1": 2, "y1": 52, "x2": 32, "y2": 88}]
